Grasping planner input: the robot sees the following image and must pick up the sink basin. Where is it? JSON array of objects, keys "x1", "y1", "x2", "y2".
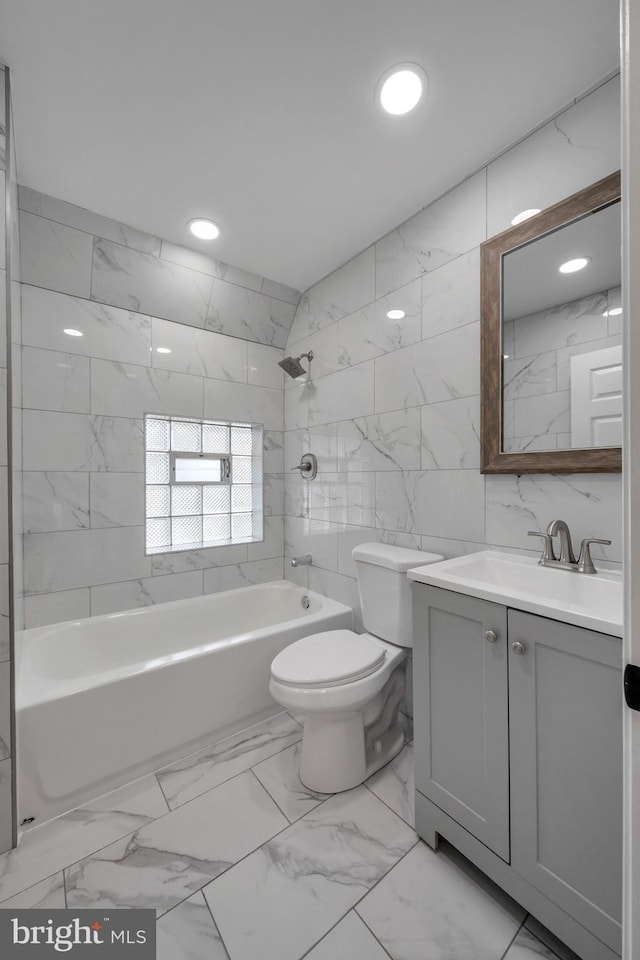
[{"x1": 408, "y1": 550, "x2": 623, "y2": 637}]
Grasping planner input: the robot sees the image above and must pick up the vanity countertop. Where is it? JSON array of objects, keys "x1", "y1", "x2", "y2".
[{"x1": 408, "y1": 550, "x2": 623, "y2": 638}]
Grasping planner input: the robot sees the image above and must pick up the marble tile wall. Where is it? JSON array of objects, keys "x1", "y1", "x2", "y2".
[
  {"x1": 283, "y1": 76, "x2": 623, "y2": 636},
  {"x1": 18, "y1": 189, "x2": 299, "y2": 627}
]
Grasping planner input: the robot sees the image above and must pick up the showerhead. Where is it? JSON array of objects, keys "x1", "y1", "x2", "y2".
[{"x1": 278, "y1": 351, "x2": 313, "y2": 379}]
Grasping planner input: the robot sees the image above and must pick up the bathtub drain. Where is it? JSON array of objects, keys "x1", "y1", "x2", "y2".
[{"x1": 301, "y1": 595, "x2": 310, "y2": 609}]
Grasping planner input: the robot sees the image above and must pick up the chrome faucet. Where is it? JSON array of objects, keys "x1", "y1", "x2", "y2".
[
  {"x1": 528, "y1": 520, "x2": 611, "y2": 574},
  {"x1": 291, "y1": 554, "x2": 312, "y2": 567}
]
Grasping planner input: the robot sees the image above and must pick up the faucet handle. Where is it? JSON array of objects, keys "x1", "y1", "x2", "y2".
[
  {"x1": 577, "y1": 538, "x2": 611, "y2": 575},
  {"x1": 528, "y1": 531, "x2": 556, "y2": 563}
]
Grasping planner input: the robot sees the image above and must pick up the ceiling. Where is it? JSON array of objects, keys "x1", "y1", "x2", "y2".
[{"x1": 0, "y1": 1, "x2": 620, "y2": 291}]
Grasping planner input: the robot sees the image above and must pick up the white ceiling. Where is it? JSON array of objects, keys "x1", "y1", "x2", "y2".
[{"x1": 0, "y1": 1, "x2": 620, "y2": 291}]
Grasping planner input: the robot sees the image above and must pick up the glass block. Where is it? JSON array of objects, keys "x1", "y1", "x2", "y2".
[
  {"x1": 171, "y1": 420, "x2": 201, "y2": 452},
  {"x1": 232, "y1": 456, "x2": 252, "y2": 483},
  {"x1": 203, "y1": 514, "x2": 231, "y2": 541},
  {"x1": 251, "y1": 483, "x2": 263, "y2": 512},
  {"x1": 231, "y1": 426, "x2": 252, "y2": 455},
  {"x1": 251, "y1": 426, "x2": 264, "y2": 458},
  {"x1": 252, "y1": 456, "x2": 263, "y2": 484},
  {"x1": 171, "y1": 485, "x2": 202, "y2": 516},
  {"x1": 146, "y1": 485, "x2": 170, "y2": 518},
  {"x1": 231, "y1": 513, "x2": 253, "y2": 539},
  {"x1": 146, "y1": 452, "x2": 170, "y2": 484},
  {"x1": 172, "y1": 515, "x2": 202, "y2": 545},
  {"x1": 146, "y1": 418, "x2": 170, "y2": 451},
  {"x1": 203, "y1": 485, "x2": 230, "y2": 514},
  {"x1": 231, "y1": 484, "x2": 252, "y2": 512},
  {"x1": 203, "y1": 422, "x2": 230, "y2": 454},
  {"x1": 146, "y1": 517, "x2": 171, "y2": 551}
]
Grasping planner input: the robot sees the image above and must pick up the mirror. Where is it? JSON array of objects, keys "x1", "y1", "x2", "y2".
[{"x1": 481, "y1": 171, "x2": 621, "y2": 473}]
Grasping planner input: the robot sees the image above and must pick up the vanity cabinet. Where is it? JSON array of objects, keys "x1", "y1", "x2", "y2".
[{"x1": 413, "y1": 585, "x2": 623, "y2": 960}]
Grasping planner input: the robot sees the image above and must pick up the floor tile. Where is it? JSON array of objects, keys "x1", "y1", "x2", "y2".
[
  {"x1": 252, "y1": 743, "x2": 329, "y2": 822},
  {"x1": 157, "y1": 891, "x2": 229, "y2": 960},
  {"x1": 65, "y1": 770, "x2": 287, "y2": 916},
  {"x1": 306, "y1": 911, "x2": 390, "y2": 960},
  {"x1": 0, "y1": 872, "x2": 66, "y2": 908},
  {"x1": 0, "y1": 774, "x2": 168, "y2": 902},
  {"x1": 522, "y1": 917, "x2": 583, "y2": 960},
  {"x1": 504, "y1": 925, "x2": 565, "y2": 959},
  {"x1": 203, "y1": 785, "x2": 417, "y2": 960},
  {"x1": 156, "y1": 713, "x2": 302, "y2": 809},
  {"x1": 366, "y1": 742, "x2": 414, "y2": 826},
  {"x1": 357, "y1": 841, "x2": 525, "y2": 960}
]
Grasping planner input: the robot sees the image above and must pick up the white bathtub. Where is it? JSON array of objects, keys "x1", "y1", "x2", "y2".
[{"x1": 16, "y1": 581, "x2": 352, "y2": 826}]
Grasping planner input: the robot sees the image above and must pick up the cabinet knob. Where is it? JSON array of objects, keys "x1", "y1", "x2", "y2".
[
  {"x1": 511, "y1": 641, "x2": 527, "y2": 655},
  {"x1": 484, "y1": 629, "x2": 498, "y2": 643}
]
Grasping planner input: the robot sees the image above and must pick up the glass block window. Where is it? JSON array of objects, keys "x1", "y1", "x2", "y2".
[{"x1": 145, "y1": 415, "x2": 263, "y2": 554}]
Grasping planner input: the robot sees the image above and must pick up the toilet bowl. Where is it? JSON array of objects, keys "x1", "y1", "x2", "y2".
[{"x1": 269, "y1": 543, "x2": 443, "y2": 793}]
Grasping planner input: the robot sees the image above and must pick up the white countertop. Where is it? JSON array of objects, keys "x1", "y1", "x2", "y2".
[{"x1": 408, "y1": 550, "x2": 623, "y2": 637}]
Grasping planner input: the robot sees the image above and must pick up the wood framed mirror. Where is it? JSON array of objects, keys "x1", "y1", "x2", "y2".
[{"x1": 481, "y1": 171, "x2": 621, "y2": 474}]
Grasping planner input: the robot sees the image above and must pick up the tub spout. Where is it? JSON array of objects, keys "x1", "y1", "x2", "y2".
[{"x1": 291, "y1": 555, "x2": 312, "y2": 567}]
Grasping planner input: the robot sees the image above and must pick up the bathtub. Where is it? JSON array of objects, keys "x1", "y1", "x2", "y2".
[{"x1": 16, "y1": 581, "x2": 352, "y2": 827}]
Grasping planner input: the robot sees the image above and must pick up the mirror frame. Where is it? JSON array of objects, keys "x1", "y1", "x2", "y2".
[{"x1": 480, "y1": 170, "x2": 622, "y2": 474}]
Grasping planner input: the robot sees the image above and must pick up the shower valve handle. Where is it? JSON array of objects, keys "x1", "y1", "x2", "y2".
[{"x1": 290, "y1": 453, "x2": 318, "y2": 480}]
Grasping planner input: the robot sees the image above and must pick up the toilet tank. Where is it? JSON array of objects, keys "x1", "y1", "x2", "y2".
[{"x1": 353, "y1": 543, "x2": 444, "y2": 648}]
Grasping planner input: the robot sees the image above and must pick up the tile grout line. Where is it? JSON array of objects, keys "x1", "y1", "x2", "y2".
[{"x1": 498, "y1": 916, "x2": 527, "y2": 960}]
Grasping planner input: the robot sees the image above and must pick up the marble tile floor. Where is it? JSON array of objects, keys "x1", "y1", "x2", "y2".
[{"x1": 0, "y1": 711, "x2": 581, "y2": 960}]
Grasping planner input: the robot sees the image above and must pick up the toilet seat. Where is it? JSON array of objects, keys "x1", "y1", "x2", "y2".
[{"x1": 271, "y1": 630, "x2": 386, "y2": 688}]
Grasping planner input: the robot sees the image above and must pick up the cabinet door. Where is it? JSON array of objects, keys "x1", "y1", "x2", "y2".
[
  {"x1": 413, "y1": 585, "x2": 510, "y2": 860},
  {"x1": 508, "y1": 610, "x2": 622, "y2": 954}
]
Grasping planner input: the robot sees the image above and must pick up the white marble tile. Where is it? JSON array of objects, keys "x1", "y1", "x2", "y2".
[
  {"x1": 263, "y1": 431, "x2": 284, "y2": 473},
  {"x1": 65, "y1": 771, "x2": 287, "y2": 916},
  {"x1": 0, "y1": 758, "x2": 11, "y2": 855},
  {"x1": 338, "y1": 409, "x2": 421, "y2": 472},
  {"x1": 284, "y1": 379, "x2": 309, "y2": 431},
  {"x1": 23, "y1": 588, "x2": 90, "y2": 629},
  {"x1": 159, "y1": 240, "x2": 262, "y2": 290},
  {"x1": 19, "y1": 187, "x2": 162, "y2": 255},
  {"x1": 0, "y1": 662, "x2": 10, "y2": 761},
  {"x1": 24, "y1": 526, "x2": 151, "y2": 594},
  {"x1": 156, "y1": 714, "x2": 301, "y2": 810},
  {"x1": 421, "y1": 248, "x2": 480, "y2": 340},
  {"x1": 487, "y1": 77, "x2": 620, "y2": 237},
  {"x1": 91, "y1": 359, "x2": 203, "y2": 419},
  {"x1": 285, "y1": 561, "x2": 309, "y2": 589},
  {"x1": 306, "y1": 472, "x2": 375, "y2": 527},
  {"x1": 202, "y1": 558, "x2": 283, "y2": 595},
  {"x1": 247, "y1": 342, "x2": 285, "y2": 389},
  {"x1": 485, "y1": 473, "x2": 622, "y2": 562},
  {"x1": 513, "y1": 293, "x2": 608, "y2": 359},
  {"x1": 23, "y1": 472, "x2": 89, "y2": 532},
  {"x1": 365, "y1": 743, "x2": 414, "y2": 827},
  {"x1": 92, "y1": 238, "x2": 212, "y2": 329},
  {"x1": 375, "y1": 171, "x2": 486, "y2": 297},
  {"x1": 22, "y1": 346, "x2": 90, "y2": 413},
  {"x1": 522, "y1": 917, "x2": 583, "y2": 960},
  {"x1": 151, "y1": 543, "x2": 248, "y2": 576},
  {"x1": 504, "y1": 926, "x2": 566, "y2": 960},
  {"x1": 375, "y1": 323, "x2": 480, "y2": 413},
  {"x1": 358, "y1": 841, "x2": 524, "y2": 960},
  {"x1": 503, "y1": 352, "x2": 557, "y2": 402},
  {"x1": 247, "y1": 515, "x2": 284, "y2": 561},
  {"x1": 260, "y1": 277, "x2": 300, "y2": 306},
  {"x1": 420, "y1": 396, "x2": 481, "y2": 470},
  {"x1": 23, "y1": 410, "x2": 89, "y2": 472},
  {"x1": 89, "y1": 473, "x2": 144, "y2": 528},
  {"x1": 157, "y1": 891, "x2": 229, "y2": 960},
  {"x1": 284, "y1": 474, "x2": 306, "y2": 519},
  {"x1": 252, "y1": 743, "x2": 329, "y2": 823},
  {"x1": 203, "y1": 379, "x2": 283, "y2": 431},
  {"x1": 285, "y1": 291, "x2": 310, "y2": 345},
  {"x1": 0, "y1": 471, "x2": 8, "y2": 564},
  {"x1": 308, "y1": 362, "x2": 375, "y2": 426},
  {"x1": 286, "y1": 323, "x2": 339, "y2": 382},
  {"x1": 375, "y1": 470, "x2": 485, "y2": 541},
  {"x1": 0, "y1": 774, "x2": 168, "y2": 902},
  {"x1": 306, "y1": 911, "x2": 390, "y2": 960},
  {"x1": 512, "y1": 391, "x2": 570, "y2": 440},
  {"x1": 0, "y1": 566, "x2": 10, "y2": 660},
  {"x1": 151, "y1": 317, "x2": 247, "y2": 382},
  {"x1": 307, "y1": 567, "x2": 361, "y2": 630},
  {"x1": 203, "y1": 785, "x2": 416, "y2": 960},
  {"x1": 337, "y1": 277, "x2": 422, "y2": 367},
  {"x1": 263, "y1": 473, "x2": 284, "y2": 516},
  {"x1": 87, "y1": 417, "x2": 144, "y2": 472},
  {"x1": 0, "y1": 872, "x2": 66, "y2": 909},
  {"x1": 22, "y1": 285, "x2": 152, "y2": 365},
  {"x1": 207, "y1": 278, "x2": 294, "y2": 348},
  {"x1": 20, "y1": 212, "x2": 93, "y2": 298},
  {"x1": 90, "y1": 571, "x2": 203, "y2": 617},
  {"x1": 285, "y1": 516, "x2": 339, "y2": 572},
  {"x1": 307, "y1": 248, "x2": 375, "y2": 333}
]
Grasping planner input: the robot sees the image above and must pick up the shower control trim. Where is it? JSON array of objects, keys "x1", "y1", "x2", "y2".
[{"x1": 291, "y1": 453, "x2": 318, "y2": 480}]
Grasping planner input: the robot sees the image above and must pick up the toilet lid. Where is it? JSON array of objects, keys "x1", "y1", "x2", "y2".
[{"x1": 271, "y1": 630, "x2": 386, "y2": 688}]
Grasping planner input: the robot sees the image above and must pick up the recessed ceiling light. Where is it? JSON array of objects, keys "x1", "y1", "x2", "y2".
[
  {"x1": 387, "y1": 309, "x2": 405, "y2": 320},
  {"x1": 188, "y1": 218, "x2": 221, "y2": 240},
  {"x1": 377, "y1": 63, "x2": 427, "y2": 115},
  {"x1": 603, "y1": 306, "x2": 623, "y2": 317},
  {"x1": 511, "y1": 208, "x2": 541, "y2": 225},
  {"x1": 156, "y1": 347, "x2": 172, "y2": 354},
  {"x1": 559, "y1": 257, "x2": 590, "y2": 274},
  {"x1": 63, "y1": 328, "x2": 83, "y2": 337}
]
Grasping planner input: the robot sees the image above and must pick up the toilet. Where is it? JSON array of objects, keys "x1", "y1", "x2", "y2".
[{"x1": 269, "y1": 543, "x2": 443, "y2": 793}]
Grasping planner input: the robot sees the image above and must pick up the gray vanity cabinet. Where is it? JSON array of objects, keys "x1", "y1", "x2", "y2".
[{"x1": 412, "y1": 586, "x2": 510, "y2": 860}]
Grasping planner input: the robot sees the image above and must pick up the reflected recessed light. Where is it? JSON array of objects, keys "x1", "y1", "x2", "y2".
[
  {"x1": 188, "y1": 218, "x2": 221, "y2": 240},
  {"x1": 503, "y1": 354, "x2": 510, "y2": 359},
  {"x1": 63, "y1": 328, "x2": 83, "y2": 337},
  {"x1": 603, "y1": 306, "x2": 623, "y2": 317},
  {"x1": 559, "y1": 257, "x2": 590, "y2": 274},
  {"x1": 156, "y1": 347, "x2": 172, "y2": 354},
  {"x1": 387, "y1": 309, "x2": 405, "y2": 320},
  {"x1": 511, "y1": 208, "x2": 541, "y2": 225},
  {"x1": 377, "y1": 63, "x2": 427, "y2": 115}
]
